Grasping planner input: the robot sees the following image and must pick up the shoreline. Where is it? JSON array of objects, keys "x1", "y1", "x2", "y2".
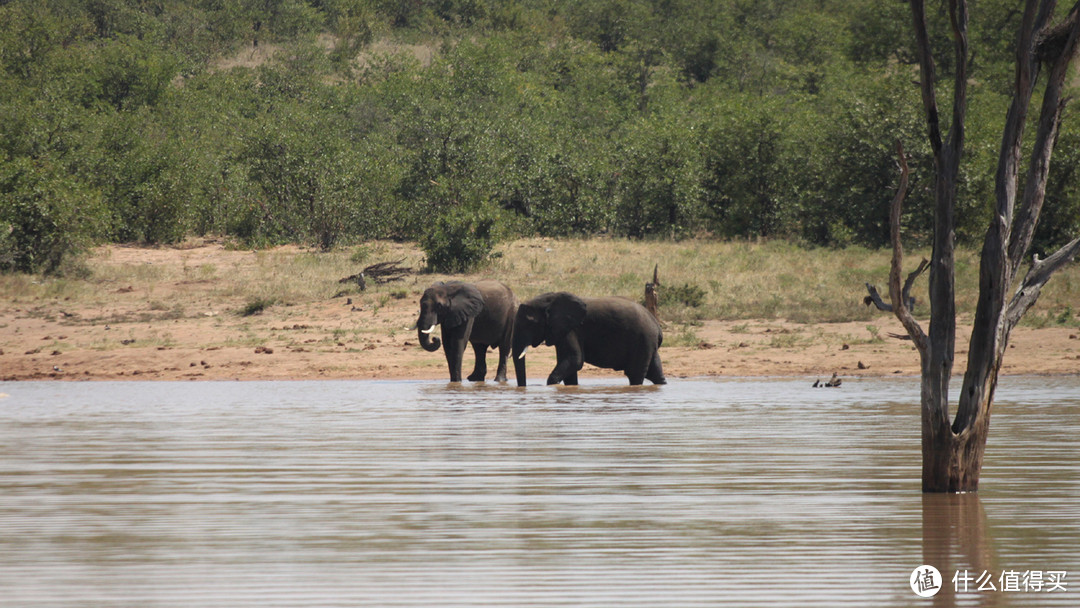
[
  {"x1": 4, "y1": 317, "x2": 1076, "y2": 382},
  {"x1": 3, "y1": 241, "x2": 1079, "y2": 382}
]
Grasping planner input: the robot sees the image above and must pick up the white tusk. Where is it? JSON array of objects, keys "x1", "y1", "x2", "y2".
[
  {"x1": 517, "y1": 346, "x2": 529, "y2": 359},
  {"x1": 420, "y1": 324, "x2": 438, "y2": 335}
]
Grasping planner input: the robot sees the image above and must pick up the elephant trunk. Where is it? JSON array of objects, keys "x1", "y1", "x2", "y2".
[
  {"x1": 513, "y1": 351, "x2": 527, "y2": 387},
  {"x1": 418, "y1": 323, "x2": 441, "y2": 352},
  {"x1": 512, "y1": 336, "x2": 529, "y2": 387}
]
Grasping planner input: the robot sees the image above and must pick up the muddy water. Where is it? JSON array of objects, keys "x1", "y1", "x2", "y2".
[{"x1": 0, "y1": 377, "x2": 1078, "y2": 607}]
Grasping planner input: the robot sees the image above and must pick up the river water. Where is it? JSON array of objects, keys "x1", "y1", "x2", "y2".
[{"x1": 0, "y1": 377, "x2": 1078, "y2": 607}]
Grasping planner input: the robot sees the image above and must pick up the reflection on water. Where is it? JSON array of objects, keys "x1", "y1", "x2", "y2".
[
  {"x1": 0, "y1": 377, "x2": 1078, "y2": 607},
  {"x1": 922, "y1": 493, "x2": 998, "y2": 607}
]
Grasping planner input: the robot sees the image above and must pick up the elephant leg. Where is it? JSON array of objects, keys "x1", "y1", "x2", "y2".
[
  {"x1": 564, "y1": 370, "x2": 579, "y2": 385},
  {"x1": 547, "y1": 342, "x2": 582, "y2": 385},
  {"x1": 546, "y1": 358, "x2": 574, "y2": 385},
  {"x1": 445, "y1": 352, "x2": 462, "y2": 382},
  {"x1": 443, "y1": 322, "x2": 473, "y2": 383},
  {"x1": 646, "y1": 351, "x2": 667, "y2": 385},
  {"x1": 493, "y1": 343, "x2": 509, "y2": 383},
  {"x1": 467, "y1": 342, "x2": 488, "y2": 382}
]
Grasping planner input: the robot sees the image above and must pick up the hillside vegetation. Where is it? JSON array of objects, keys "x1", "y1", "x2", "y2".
[{"x1": 3, "y1": 0, "x2": 1080, "y2": 274}]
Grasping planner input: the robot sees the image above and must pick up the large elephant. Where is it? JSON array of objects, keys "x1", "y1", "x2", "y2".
[
  {"x1": 416, "y1": 280, "x2": 517, "y2": 382},
  {"x1": 512, "y1": 292, "x2": 666, "y2": 387}
]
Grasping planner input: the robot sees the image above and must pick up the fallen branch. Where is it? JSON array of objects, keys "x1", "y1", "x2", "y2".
[
  {"x1": 363, "y1": 259, "x2": 413, "y2": 283},
  {"x1": 338, "y1": 258, "x2": 414, "y2": 291}
]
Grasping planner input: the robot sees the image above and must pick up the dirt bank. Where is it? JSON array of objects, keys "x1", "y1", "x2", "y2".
[{"x1": 2, "y1": 242, "x2": 1078, "y2": 382}]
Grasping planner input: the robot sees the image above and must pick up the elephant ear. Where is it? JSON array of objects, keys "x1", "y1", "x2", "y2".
[
  {"x1": 545, "y1": 293, "x2": 587, "y2": 346},
  {"x1": 444, "y1": 283, "x2": 485, "y2": 327}
]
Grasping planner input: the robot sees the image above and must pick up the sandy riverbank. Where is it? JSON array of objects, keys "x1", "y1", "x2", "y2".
[{"x1": 2, "y1": 241, "x2": 1078, "y2": 382}]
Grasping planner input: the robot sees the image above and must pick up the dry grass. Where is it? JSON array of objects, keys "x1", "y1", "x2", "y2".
[
  {"x1": 3, "y1": 236, "x2": 1077, "y2": 328},
  {"x1": 484, "y1": 237, "x2": 1045, "y2": 325},
  {"x1": 3, "y1": 236, "x2": 1078, "y2": 381}
]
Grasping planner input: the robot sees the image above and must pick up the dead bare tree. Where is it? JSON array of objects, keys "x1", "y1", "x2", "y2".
[
  {"x1": 644, "y1": 264, "x2": 660, "y2": 320},
  {"x1": 876, "y1": 0, "x2": 1080, "y2": 492}
]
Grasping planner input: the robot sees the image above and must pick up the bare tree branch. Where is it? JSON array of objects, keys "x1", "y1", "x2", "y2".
[
  {"x1": 886, "y1": 141, "x2": 930, "y2": 355},
  {"x1": 1006, "y1": 236, "x2": 1080, "y2": 327},
  {"x1": 992, "y1": 1, "x2": 1056, "y2": 237},
  {"x1": 911, "y1": 0, "x2": 943, "y2": 155},
  {"x1": 864, "y1": 259, "x2": 928, "y2": 313},
  {"x1": 955, "y1": 0, "x2": 1080, "y2": 443},
  {"x1": 947, "y1": 0, "x2": 969, "y2": 157},
  {"x1": 1009, "y1": 4, "x2": 1080, "y2": 272}
]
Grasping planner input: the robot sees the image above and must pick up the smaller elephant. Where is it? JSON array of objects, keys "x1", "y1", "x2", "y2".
[
  {"x1": 512, "y1": 292, "x2": 666, "y2": 387},
  {"x1": 416, "y1": 280, "x2": 517, "y2": 382}
]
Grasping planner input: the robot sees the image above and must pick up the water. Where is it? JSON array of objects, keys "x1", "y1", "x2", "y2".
[{"x1": 0, "y1": 377, "x2": 1078, "y2": 607}]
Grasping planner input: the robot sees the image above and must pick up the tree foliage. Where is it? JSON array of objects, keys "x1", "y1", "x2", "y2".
[{"x1": 2, "y1": 0, "x2": 1079, "y2": 273}]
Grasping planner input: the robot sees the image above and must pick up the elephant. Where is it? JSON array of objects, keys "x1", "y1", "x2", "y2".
[
  {"x1": 416, "y1": 280, "x2": 517, "y2": 382},
  {"x1": 512, "y1": 291, "x2": 666, "y2": 387}
]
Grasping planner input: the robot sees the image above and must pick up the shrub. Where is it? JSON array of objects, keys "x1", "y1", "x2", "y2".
[
  {"x1": 420, "y1": 207, "x2": 500, "y2": 273},
  {"x1": 659, "y1": 282, "x2": 706, "y2": 308},
  {"x1": 0, "y1": 158, "x2": 104, "y2": 274},
  {"x1": 239, "y1": 296, "x2": 277, "y2": 317}
]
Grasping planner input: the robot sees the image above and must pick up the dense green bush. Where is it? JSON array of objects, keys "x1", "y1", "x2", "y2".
[
  {"x1": 614, "y1": 112, "x2": 703, "y2": 238},
  {"x1": 0, "y1": 157, "x2": 104, "y2": 273},
  {"x1": 420, "y1": 206, "x2": 500, "y2": 273},
  {"x1": 2, "y1": 0, "x2": 1080, "y2": 273}
]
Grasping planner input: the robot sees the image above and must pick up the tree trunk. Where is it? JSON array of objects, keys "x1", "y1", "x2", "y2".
[{"x1": 921, "y1": 380, "x2": 993, "y2": 493}]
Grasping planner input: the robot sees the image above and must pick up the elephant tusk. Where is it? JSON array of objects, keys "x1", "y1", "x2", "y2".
[
  {"x1": 420, "y1": 324, "x2": 438, "y2": 335},
  {"x1": 517, "y1": 346, "x2": 529, "y2": 359}
]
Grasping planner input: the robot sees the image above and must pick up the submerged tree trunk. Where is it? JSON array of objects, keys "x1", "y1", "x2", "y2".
[{"x1": 883, "y1": 0, "x2": 1080, "y2": 492}]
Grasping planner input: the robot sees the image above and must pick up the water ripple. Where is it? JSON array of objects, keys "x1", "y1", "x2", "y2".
[{"x1": 1, "y1": 377, "x2": 1077, "y2": 607}]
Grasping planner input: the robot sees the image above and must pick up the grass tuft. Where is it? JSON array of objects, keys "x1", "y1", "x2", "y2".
[{"x1": 240, "y1": 297, "x2": 277, "y2": 317}]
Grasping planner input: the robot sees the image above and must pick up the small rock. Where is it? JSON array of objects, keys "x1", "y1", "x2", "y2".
[{"x1": 857, "y1": 361, "x2": 868, "y2": 370}]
